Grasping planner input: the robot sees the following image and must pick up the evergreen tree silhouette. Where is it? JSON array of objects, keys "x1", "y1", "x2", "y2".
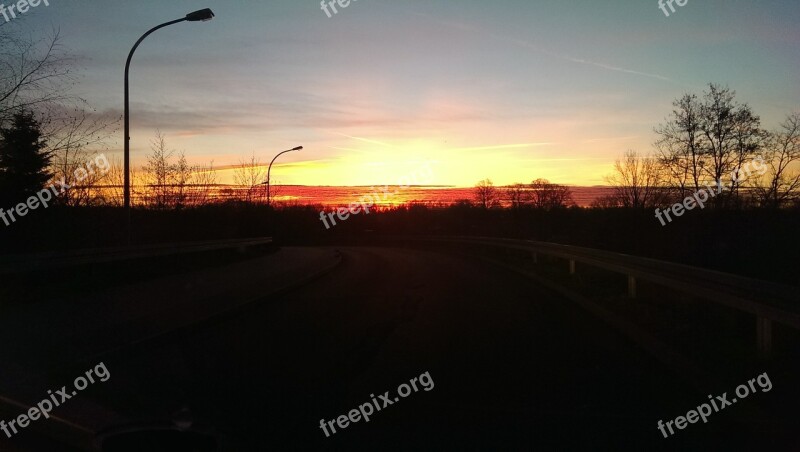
[{"x1": 0, "y1": 112, "x2": 51, "y2": 206}]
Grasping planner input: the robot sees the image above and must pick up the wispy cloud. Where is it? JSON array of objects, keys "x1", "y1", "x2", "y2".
[
  {"x1": 331, "y1": 132, "x2": 397, "y2": 148},
  {"x1": 410, "y1": 11, "x2": 672, "y2": 83},
  {"x1": 451, "y1": 143, "x2": 554, "y2": 152},
  {"x1": 490, "y1": 33, "x2": 673, "y2": 83},
  {"x1": 582, "y1": 135, "x2": 639, "y2": 143}
]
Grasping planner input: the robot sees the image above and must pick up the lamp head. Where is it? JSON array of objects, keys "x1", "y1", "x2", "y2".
[{"x1": 186, "y1": 8, "x2": 215, "y2": 22}]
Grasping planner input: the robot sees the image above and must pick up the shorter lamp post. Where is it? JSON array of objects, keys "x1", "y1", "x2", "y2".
[{"x1": 266, "y1": 146, "x2": 303, "y2": 207}]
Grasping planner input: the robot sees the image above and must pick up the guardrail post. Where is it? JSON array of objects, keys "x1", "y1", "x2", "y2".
[
  {"x1": 531, "y1": 251, "x2": 538, "y2": 264},
  {"x1": 627, "y1": 275, "x2": 637, "y2": 298},
  {"x1": 756, "y1": 316, "x2": 772, "y2": 358},
  {"x1": 569, "y1": 259, "x2": 576, "y2": 275}
]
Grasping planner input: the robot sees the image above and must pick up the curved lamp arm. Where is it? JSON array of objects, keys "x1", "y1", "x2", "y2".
[{"x1": 266, "y1": 146, "x2": 303, "y2": 206}]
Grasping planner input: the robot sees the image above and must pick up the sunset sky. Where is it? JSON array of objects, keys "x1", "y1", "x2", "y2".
[{"x1": 23, "y1": 0, "x2": 800, "y2": 186}]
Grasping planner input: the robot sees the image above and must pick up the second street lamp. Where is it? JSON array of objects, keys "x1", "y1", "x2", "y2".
[
  {"x1": 266, "y1": 146, "x2": 303, "y2": 207},
  {"x1": 123, "y1": 8, "x2": 215, "y2": 243}
]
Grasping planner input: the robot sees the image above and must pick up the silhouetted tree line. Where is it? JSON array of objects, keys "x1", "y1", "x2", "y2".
[
  {"x1": 594, "y1": 84, "x2": 799, "y2": 210},
  {"x1": 472, "y1": 178, "x2": 575, "y2": 210},
  {"x1": 473, "y1": 84, "x2": 798, "y2": 212}
]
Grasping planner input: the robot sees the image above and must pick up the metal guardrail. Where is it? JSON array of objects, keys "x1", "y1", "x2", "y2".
[
  {"x1": 0, "y1": 237, "x2": 273, "y2": 275},
  {"x1": 410, "y1": 235, "x2": 799, "y2": 356}
]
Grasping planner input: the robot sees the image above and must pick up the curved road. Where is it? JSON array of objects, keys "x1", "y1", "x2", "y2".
[
  {"x1": 8, "y1": 246, "x2": 788, "y2": 450},
  {"x1": 81, "y1": 246, "x2": 785, "y2": 451}
]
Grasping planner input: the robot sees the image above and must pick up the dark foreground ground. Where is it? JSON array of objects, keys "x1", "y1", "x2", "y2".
[{"x1": 1, "y1": 246, "x2": 796, "y2": 451}]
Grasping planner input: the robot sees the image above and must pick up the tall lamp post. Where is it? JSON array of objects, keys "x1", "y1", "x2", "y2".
[
  {"x1": 124, "y1": 8, "x2": 215, "y2": 243},
  {"x1": 266, "y1": 146, "x2": 303, "y2": 207}
]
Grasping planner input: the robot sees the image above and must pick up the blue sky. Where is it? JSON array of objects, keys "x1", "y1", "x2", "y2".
[{"x1": 19, "y1": 0, "x2": 800, "y2": 185}]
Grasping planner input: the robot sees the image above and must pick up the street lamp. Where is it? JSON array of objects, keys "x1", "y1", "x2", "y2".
[
  {"x1": 266, "y1": 146, "x2": 303, "y2": 207},
  {"x1": 124, "y1": 8, "x2": 215, "y2": 243}
]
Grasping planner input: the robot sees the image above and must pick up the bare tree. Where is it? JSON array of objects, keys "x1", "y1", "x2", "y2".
[
  {"x1": 590, "y1": 194, "x2": 623, "y2": 208},
  {"x1": 656, "y1": 84, "x2": 766, "y2": 207},
  {"x1": 529, "y1": 178, "x2": 574, "y2": 210},
  {"x1": 143, "y1": 131, "x2": 194, "y2": 209},
  {"x1": 130, "y1": 166, "x2": 147, "y2": 207},
  {"x1": 505, "y1": 183, "x2": 529, "y2": 210},
  {"x1": 605, "y1": 150, "x2": 664, "y2": 209},
  {"x1": 0, "y1": 28, "x2": 75, "y2": 126},
  {"x1": 143, "y1": 131, "x2": 174, "y2": 208},
  {"x1": 473, "y1": 179, "x2": 499, "y2": 209},
  {"x1": 654, "y1": 93, "x2": 704, "y2": 198},
  {"x1": 729, "y1": 108, "x2": 768, "y2": 195},
  {"x1": 699, "y1": 84, "x2": 765, "y2": 206},
  {"x1": 142, "y1": 132, "x2": 220, "y2": 209},
  {"x1": 102, "y1": 156, "x2": 125, "y2": 206},
  {"x1": 186, "y1": 162, "x2": 217, "y2": 207},
  {"x1": 233, "y1": 153, "x2": 265, "y2": 204},
  {"x1": 754, "y1": 112, "x2": 800, "y2": 208},
  {"x1": 173, "y1": 152, "x2": 192, "y2": 208},
  {"x1": 46, "y1": 108, "x2": 118, "y2": 206},
  {"x1": 103, "y1": 156, "x2": 149, "y2": 207},
  {"x1": 57, "y1": 157, "x2": 108, "y2": 206}
]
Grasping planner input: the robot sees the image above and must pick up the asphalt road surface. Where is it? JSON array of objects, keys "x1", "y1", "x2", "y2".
[{"x1": 5, "y1": 246, "x2": 792, "y2": 451}]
